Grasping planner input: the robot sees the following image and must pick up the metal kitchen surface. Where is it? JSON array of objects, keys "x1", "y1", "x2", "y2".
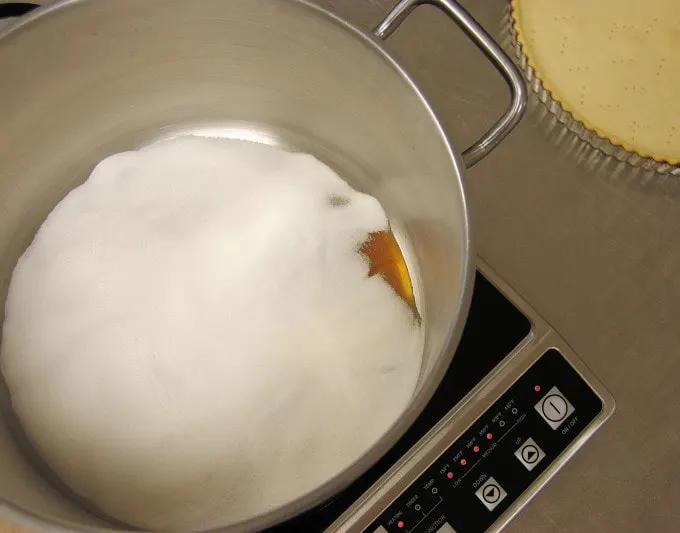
[
  {"x1": 2, "y1": 0, "x2": 680, "y2": 532},
  {"x1": 320, "y1": 2, "x2": 680, "y2": 532}
]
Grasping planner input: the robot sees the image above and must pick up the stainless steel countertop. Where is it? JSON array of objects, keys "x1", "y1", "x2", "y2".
[{"x1": 3, "y1": 0, "x2": 679, "y2": 531}]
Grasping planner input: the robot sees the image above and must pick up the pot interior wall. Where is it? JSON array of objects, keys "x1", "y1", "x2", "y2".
[{"x1": 0, "y1": 0, "x2": 469, "y2": 528}]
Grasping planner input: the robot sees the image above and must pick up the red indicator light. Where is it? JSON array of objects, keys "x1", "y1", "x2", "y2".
[
  {"x1": 473, "y1": 445, "x2": 480, "y2": 453},
  {"x1": 460, "y1": 459, "x2": 467, "y2": 466},
  {"x1": 534, "y1": 385, "x2": 541, "y2": 392},
  {"x1": 397, "y1": 521, "x2": 405, "y2": 528},
  {"x1": 486, "y1": 432, "x2": 493, "y2": 440},
  {"x1": 447, "y1": 472, "x2": 454, "y2": 479}
]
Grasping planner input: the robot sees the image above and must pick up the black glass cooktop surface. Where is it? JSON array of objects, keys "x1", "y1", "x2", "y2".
[{"x1": 271, "y1": 271, "x2": 532, "y2": 532}]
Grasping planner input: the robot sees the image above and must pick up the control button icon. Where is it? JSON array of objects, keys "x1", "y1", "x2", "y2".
[
  {"x1": 475, "y1": 477, "x2": 507, "y2": 511},
  {"x1": 535, "y1": 386, "x2": 575, "y2": 429},
  {"x1": 435, "y1": 523, "x2": 456, "y2": 533},
  {"x1": 514, "y1": 437, "x2": 546, "y2": 471}
]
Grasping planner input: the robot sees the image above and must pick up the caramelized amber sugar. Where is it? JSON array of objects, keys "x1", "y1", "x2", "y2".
[{"x1": 360, "y1": 230, "x2": 416, "y2": 311}]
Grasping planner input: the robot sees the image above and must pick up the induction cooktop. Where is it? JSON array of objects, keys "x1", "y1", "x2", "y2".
[{"x1": 272, "y1": 260, "x2": 614, "y2": 533}]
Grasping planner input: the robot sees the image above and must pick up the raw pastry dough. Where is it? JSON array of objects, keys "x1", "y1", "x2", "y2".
[{"x1": 513, "y1": 0, "x2": 680, "y2": 162}]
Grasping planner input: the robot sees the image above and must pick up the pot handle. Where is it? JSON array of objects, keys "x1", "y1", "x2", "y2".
[
  {"x1": 0, "y1": 3, "x2": 39, "y2": 19},
  {"x1": 374, "y1": 0, "x2": 526, "y2": 168}
]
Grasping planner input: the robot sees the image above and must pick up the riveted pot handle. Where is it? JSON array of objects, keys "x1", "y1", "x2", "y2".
[
  {"x1": 374, "y1": 0, "x2": 527, "y2": 168},
  {"x1": 0, "y1": 3, "x2": 39, "y2": 19}
]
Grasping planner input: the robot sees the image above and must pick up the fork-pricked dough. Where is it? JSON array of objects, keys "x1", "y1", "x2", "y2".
[{"x1": 513, "y1": 0, "x2": 680, "y2": 162}]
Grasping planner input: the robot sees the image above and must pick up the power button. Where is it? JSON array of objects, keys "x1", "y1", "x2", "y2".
[{"x1": 535, "y1": 386, "x2": 575, "y2": 429}]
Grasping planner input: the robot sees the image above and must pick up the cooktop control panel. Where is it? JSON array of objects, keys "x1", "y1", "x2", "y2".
[{"x1": 364, "y1": 349, "x2": 603, "y2": 533}]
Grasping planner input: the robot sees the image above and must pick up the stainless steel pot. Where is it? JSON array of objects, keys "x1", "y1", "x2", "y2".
[{"x1": 0, "y1": 0, "x2": 526, "y2": 531}]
